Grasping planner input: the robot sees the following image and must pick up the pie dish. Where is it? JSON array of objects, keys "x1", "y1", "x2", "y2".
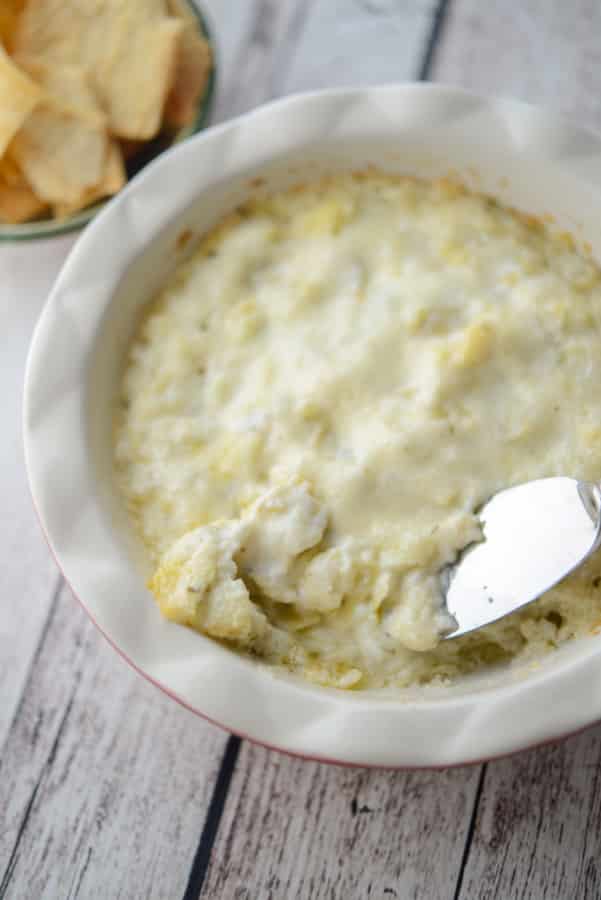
[{"x1": 24, "y1": 84, "x2": 601, "y2": 766}]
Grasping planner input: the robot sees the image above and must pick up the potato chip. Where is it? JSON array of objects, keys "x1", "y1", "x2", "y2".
[
  {"x1": 0, "y1": 178, "x2": 48, "y2": 223},
  {"x1": 0, "y1": 156, "x2": 47, "y2": 223},
  {"x1": 166, "y1": 0, "x2": 196, "y2": 27},
  {"x1": 15, "y1": 0, "x2": 183, "y2": 139},
  {"x1": 9, "y1": 54, "x2": 109, "y2": 209},
  {"x1": 0, "y1": 0, "x2": 26, "y2": 52},
  {"x1": 0, "y1": 150, "x2": 24, "y2": 185},
  {"x1": 101, "y1": 140, "x2": 126, "y2": 194},
  {"x1": 14, "y1": 0, "x2": 168, "y2": 62},
  {"x1": 52, "y1": 139, "x2": 125, "y2": 217},
  {"x1": 0, "y1": 42, "x2": 42, "y2": 157},
  {"x1": 11, "y1": 102, "x2": 107, "y2": 205},
  {"x1": 15, "y1": 57, "x2": 106, "y2": 127},
  {"x1": 99, "y1": 17, "x2": 183, "y2": 139},
  {"x1": 164, "y1": 1, "x2": 211, "y2": 129}
]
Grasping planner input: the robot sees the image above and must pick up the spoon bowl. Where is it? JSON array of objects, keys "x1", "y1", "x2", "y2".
[{"x1": 442, "y1": 477, "x2": 601, "y2": 639}]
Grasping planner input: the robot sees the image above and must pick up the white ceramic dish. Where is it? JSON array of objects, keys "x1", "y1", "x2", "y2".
[{"x1": 24, "y1": 84, "x2": 601, "y2": 768}]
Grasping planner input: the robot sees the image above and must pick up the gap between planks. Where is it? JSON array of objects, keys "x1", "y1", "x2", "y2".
[
  {"x1": 0, "y1": 573, "x2": 63, "y2": 761},
  {"x1": 181, "y1": 736, "x2": 242, "y2": 900},
  {"x1": 452, "y1": 764, "x2": 488, "y2": 900}
]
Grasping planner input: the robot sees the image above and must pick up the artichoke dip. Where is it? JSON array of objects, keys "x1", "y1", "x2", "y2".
[{"x1": 114, "y1": 175, "x2": 601, "y2": 690}]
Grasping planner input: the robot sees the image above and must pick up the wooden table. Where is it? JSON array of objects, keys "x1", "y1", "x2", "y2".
[{"x1": 3, "y1": 2, "x2": 601, "y2": 897}]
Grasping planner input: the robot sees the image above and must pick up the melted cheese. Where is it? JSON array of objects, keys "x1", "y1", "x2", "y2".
[{"x1": 115, "y1": 175, "x2": 601, "y2": 690}]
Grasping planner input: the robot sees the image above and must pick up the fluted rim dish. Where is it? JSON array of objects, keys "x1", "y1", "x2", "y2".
[{"x1": 24, "y1": 83, "x2": 601, "y2": 766}]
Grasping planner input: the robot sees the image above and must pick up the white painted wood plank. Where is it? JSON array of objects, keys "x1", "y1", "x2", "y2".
[
  {"x1": 0, "y1": 235, "x2": 77, "y2": 751},
  {"x1": 432, "y1": 0, "x2": 601, "y2": 132},
  {"x1": 200, "y1": 0, "x2": 438, "y2": 119},
  {"x1": 430, "y1": 2, "x2": 601, "y2": 897},
  {"x1": 197, "y1": 0, "x2": 263, "y2": 122},
  {"x1": 0, "y1": 583, "x2": 227, "y2": 900},
  {"x1": 455, "y1": 727, "x2": 601, "y2": 900},
  {"x1": 283, "y1": 0, "x2": 436, "y2": 93},
  {"x1": 201, "y1": 0, "x2": 317, "y2": 119},
  {"x1": 201, "y1": 741, "x2": 481, "y2": 900}
]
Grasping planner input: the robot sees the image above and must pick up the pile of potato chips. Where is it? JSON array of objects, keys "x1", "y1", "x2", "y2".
[{"x1": 0, "y1": 0, "x2": 211, "y2": 224}]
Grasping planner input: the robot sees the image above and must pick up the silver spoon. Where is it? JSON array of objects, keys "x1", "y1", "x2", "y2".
[{"x1": 441, "y1": 477, "x2": 601, "y2": 639}]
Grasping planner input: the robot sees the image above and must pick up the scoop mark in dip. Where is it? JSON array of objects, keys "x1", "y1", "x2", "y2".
[{"x1": 114, "y1": 174, "x2": 601, "y2": 690}]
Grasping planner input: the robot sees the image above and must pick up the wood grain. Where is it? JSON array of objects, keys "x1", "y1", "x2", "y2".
[
  {"x1": 201, "y1": 742, "x2": 481, "y2": 900},
  {"x1": 455, "y1": 726, "x2": 601, "y2": 900},
  {"x1": 6, "y1": 2, "x2": 601, "y2": 899},
  {"x1": 282, "y1": 0, "x2": 436, "y2": 93},
  {"x1": 204, "y1": 0, "x2": 438, "y2": 114},
  {"x1": 0, "y1": 235, "x2": 76, "y2": 751},
  {"x1": 200, "y1": 0, "x2": 265, "y2": 122},
  {"x1": 203, "y1": 0, "x2": 318, "y2": 120},
  {"x1": 431, "y1": 0, "x2": 601, "y2": 131},
  {"x1": 0, "y1": 584, "x2": 226, "y2": 900}
]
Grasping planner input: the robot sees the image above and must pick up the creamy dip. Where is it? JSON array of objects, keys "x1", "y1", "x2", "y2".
[{"x1": 114, "y1": 175, "x2": 601, "y2": 689}]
